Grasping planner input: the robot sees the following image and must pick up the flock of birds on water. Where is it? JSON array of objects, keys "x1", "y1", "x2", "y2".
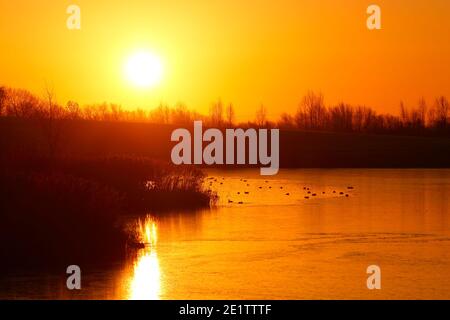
[{"x1": 206, "y1": 177, "x2": 354, "y2": 205}]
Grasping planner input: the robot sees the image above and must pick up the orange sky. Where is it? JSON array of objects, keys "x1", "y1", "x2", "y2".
[{"x1": 1, "y1": 0, "x2": 449, "y2": 120}]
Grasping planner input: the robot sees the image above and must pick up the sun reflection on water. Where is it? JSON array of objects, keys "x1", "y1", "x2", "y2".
[{"x1": 128, "y1": 216, "x2": 161, "y2": 300}]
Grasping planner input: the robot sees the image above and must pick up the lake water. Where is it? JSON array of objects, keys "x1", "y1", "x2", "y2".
[{"x1": 1, "y1": 169, "x2": 450, "y2": 299}]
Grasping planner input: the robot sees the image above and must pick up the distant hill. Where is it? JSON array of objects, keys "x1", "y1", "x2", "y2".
[{"x1": 1, "y1": 117, "x2": 449, "y2": 168}]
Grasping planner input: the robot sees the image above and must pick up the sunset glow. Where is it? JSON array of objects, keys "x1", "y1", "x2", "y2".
[
  {"x1": 125, "y1": 51, "x2": 163, "y2": 88},
  {"x1": 1, "y1": 1, "x2": 449, "y2": 119},
  {"x1": 129, "y1": 217, "x2": 160, "y2": 300},
  {"x1": 1, "y1": 0, "x2": 450, "y2": 302}
]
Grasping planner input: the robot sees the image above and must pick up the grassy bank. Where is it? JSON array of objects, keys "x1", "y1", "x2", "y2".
[{"x1": 0, "y1": 155, "x2": 216, "y2": 270}]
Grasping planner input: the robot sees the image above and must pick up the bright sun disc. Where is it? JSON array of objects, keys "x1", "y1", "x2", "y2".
[{"x1": 125, "y1": 52, "x2": 163, "y2": 88}]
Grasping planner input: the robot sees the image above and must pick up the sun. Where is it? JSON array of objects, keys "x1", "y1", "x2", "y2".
[{"x1": 125, "y1": 51, "x2": 163, "y2": 88}]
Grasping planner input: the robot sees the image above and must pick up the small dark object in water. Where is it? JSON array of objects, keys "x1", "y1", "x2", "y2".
[
  {"x1": 128, "y1": 241, "x2": 146, "y2": 249},
  {"x1": 237, "y1": 192, "x2": 240, "y2": 194},
  {"x1": 220, "y1": 182, "x2": 223, "y2": 185},
  {"x1": 333, "y1": 191, "x2": 336, "y2": 193},
  {"x1": 303, "y1": 187, "x2": 306, "y2": 190},
  {"x1": 269, "y1": 186, "x2": 272, "y2": 189},
  {"x1": 304, "y1": 196, "x2": 309, "y2": 199},
  {"x1": 280, "y1": 187, "x2": 283, "y2": 189},
  {"x1": 322, "y1": 192, "x2": 325, "y2": 194},
  {"x1": 247, "y1": 184, "x2": 250, "y2": 186},
  {"x1": 238, "y1": 201, "x2": 244, "y2": 204},
  {"x1": 345, "y1": 194, "x2": 349, "y2": 197},
  {"x1": 244, "y1": 191, "x2": 249, "y2": 194},
  {"x1": 347, "y1": 186, "x2": 354, "y2": 189},
  {"x1": 340, "y1": 192, "x2": 344, "y2": 195},
  {"x1": 243, "y1": 179, "x2": 247, "y2": 182},
  {"x1": 286, "y1": 193, "x2": 290, "y2": 196},
  {"x1": 307, "y1": 191, "x2": 311, "y2": 194},
  {"x1": 228, "y1": 199, "x2": 233, "y2": 203},
  {"x1": 259, "y1": 186, "x2": 262, "y2": 189},
  {"x1": 312, "y1": 193, "x2": 317, "y2": 196}
]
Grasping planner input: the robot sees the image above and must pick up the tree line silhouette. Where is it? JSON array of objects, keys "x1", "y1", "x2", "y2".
[{"x1": 1, "y1": 86, "x2": 449, "y2": 136}]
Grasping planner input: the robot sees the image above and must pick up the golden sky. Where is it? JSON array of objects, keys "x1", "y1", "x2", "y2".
[{"x1": 1, "y1": 0, "x2": 449, "y2": 120}]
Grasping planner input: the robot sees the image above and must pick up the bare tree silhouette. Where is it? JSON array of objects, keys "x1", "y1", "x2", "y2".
[
  {"x1": 0, "y1": 85, "x2": 449, "y2": 136},
  {"x1": 434, "y1": 96, "x2": 449, "y2": 130},
  {"x1": 151, "y1": 103, "x2": 170, "y2": 124},
  {"x1": 66, "y1": 100, "x2": 80, "y2": 119},
  {"x1": 209, "y1": 99, "x2": 224, "y2": 126},
  {"x1": 39, "y1": 85, "x2": 65, "y2": 156},
  {"x1": 295, "y1": 91, "x2": 326, "y2": 130},
  {"x1": 0, "y1": 86, "x2": 6, "y2": 116},
  {"x1": 226, "y1": 103, "x2": 235, "y2": 126},
  {"x1": 255, "y1": 104, "x2": 267, "y2": 127},
  {"x1": 3, "y1": 88, "x2": 42, "y2": 118}
]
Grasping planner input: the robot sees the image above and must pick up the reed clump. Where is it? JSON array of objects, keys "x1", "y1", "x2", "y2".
[{"x1": 0, "y1": 154, "x2": 216, "y2": 270}]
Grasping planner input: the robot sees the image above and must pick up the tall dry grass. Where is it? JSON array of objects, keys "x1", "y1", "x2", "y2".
[{"x1": 0, "y1": 154, "x2": 216, "y2": 270}]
